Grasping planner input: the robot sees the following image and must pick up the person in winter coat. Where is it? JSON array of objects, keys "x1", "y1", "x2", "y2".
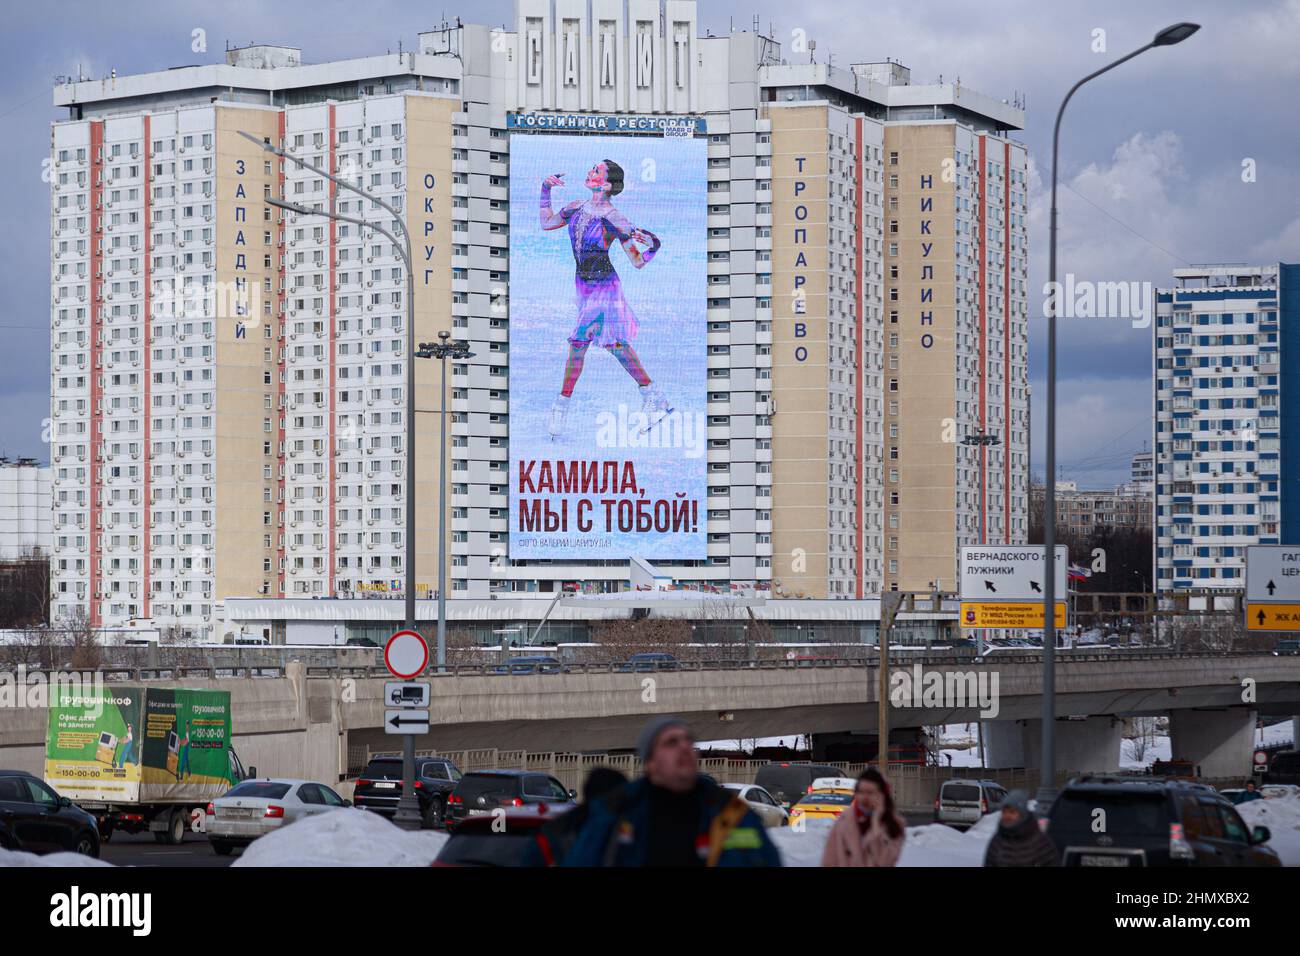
[
  {"x1": 525, "y1": 766, "x2": 629, "y2": 866},
  {"x1": 820, "y1": 767, "x2": 907, "y2": 867},
  {"x1": 563, "y1": 716, "x2": 782, "y2": 867},
  {"x1": 983, "y1": 789, "x2": 1059, "y2": 867}
]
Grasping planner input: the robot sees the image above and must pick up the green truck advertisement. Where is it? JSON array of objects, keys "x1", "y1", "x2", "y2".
[{"x1": 45, "y1": 685, "x2": 238, "y2": 806}]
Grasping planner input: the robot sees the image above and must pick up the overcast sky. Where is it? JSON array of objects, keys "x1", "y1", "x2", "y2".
[{"x1": 2, "y1": 0, "x2": 1297, "y2": 487}]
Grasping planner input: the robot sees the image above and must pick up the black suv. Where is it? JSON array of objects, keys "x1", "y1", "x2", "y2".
[
  {"x1": 1047, "y1": 776, "x2": 1280, "y2": 867},
  {"x1": 446, "y1": 770, "x2": 577, "y2": 830},
  {"x1": 0, "y1": 770, "x2": 100, "y2": 857},
  {"x1": 353, "y1": 756, "x2": 462, "y2": 829}
]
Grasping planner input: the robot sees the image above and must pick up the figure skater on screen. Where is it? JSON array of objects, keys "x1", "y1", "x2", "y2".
[{"x1": 539, "y1": 159, "x2": 670, "y2": 439}]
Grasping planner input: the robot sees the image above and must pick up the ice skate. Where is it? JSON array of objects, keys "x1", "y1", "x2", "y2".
[
  {"x1": 547, "y1": 395, "x2": 570, "y2": 440},
  {"x1": 638, "y1": 384, "x2": 673, "y2": 434}
]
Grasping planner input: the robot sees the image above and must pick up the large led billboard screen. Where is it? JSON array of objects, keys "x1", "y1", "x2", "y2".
[{"x1": 508, "y1": 125, "x2": 707, "y2": 560}]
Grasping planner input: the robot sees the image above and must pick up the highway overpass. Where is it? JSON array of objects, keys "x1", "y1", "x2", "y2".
[{"x1": 2, "y1": 651, "x2": 1297, "y2": 782}]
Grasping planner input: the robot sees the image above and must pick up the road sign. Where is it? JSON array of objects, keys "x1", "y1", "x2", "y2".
[
  {"x1": 1245, "y1": 546, "x2": 1300, "y2": 602},
  {"x1": 384, "y1": 709, "x2": 430, "y2": 735},
  {"x1": 960, "y1": 546, "x2": 1068, "y2": 602},
  {"x1": 384, "y1": 630, "x2": 428, "y2": 679},
  {"x1": 960, "y1": 602, "x2": 1067, "y2": 630},
  {"x1": 1245, "y1": 604, "x2": 1300, "y2": 632},
  {"x1": 385, "y1": 681, "x2": 430, "y2": 708}
]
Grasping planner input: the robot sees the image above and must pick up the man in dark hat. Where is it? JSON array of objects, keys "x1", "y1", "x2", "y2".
[{"x1": 563, "y1": 716, "x2": 781, "y2": 867}]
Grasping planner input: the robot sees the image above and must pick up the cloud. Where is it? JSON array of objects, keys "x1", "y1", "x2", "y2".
[{"x1": 1030, "y1": 374, "x2": 1152, "y2": 488}]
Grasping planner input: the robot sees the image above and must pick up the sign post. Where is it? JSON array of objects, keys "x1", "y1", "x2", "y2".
[
  {"x1": 1245, "y1": 546, "x2": 1300, "y2": 631},
  {"x1": 384, "y1": 630, "x2": 429, "y2": 830}
]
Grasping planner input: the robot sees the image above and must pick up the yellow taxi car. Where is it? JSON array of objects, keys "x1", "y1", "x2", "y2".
[{"x1": 788, "y1": 789, "x2": 855, "y2": 823}]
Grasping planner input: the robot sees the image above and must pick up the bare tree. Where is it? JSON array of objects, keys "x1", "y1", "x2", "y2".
[
  {"x1": 588, "y1": 615, "x2": 693, "y2": 662},
  {"x1": 0, "y1": 549, "x2": 51, "y2": 629},
  {"x1": 64, "y1": 611, "x2": 103, "y2": 671},
  {"x1": 1125, "y1": 716, "x2": 1160, "y2": 765}
]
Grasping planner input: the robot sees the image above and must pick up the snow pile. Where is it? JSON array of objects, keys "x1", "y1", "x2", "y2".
[
  {"x1": 769, "y1": 812, "x2": 997, "y2": 867},
  {"x1": 768, "y1": 818, "x2": 835, "y2": 867},
  {"x1": 0, "y1": 848, "x2": 113, "y2": 868},
  {"x1": 233, "y1": 808, "x2": 448, "y2": 867},
  {"x1": 1237, "y1": 793, "x2": 1300, "y2": 866}
]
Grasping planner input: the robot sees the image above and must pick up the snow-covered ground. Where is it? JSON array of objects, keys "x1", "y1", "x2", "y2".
[
  {"x1": 1238, "y1": 793, "x2": 1300, "y2": 866},
  {"x1": 0, "y1": 848, "x2": 112, "y2": 868}
]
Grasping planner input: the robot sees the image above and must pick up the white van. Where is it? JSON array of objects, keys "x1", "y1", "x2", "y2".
[{"x1": 934, "y1": 779, "x2": 1008, "y2": 828}]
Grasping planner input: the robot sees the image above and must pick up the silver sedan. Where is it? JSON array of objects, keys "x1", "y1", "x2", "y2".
[
  {"x1": 723, "y1": 783, "x2": 790, "y2": 828},
  {"x1": 207, "y1": 778, "x2": 349, "y2": 855}
]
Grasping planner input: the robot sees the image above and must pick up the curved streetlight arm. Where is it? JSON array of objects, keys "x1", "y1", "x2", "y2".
[
  {"x1": 267, "y1": 196, "x2": 411, "y2": 272},
  {"x1": 239, "y1": 129, "x2": 409, "y2": 244},
  {"x1": 1048, "y1": 42, "x2": 1155, "y2": 232}
]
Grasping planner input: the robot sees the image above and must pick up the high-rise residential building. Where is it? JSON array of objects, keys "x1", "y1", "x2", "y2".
[
  {"x1": 0, "y1": 458, "x2": 53, "y2": 560},
  {"x1": 1128, "y1": 450, "x2": 1154, "y2": 493},
  {"x1": 877, "y1": 77, "x2": 1030, "y2": 593},
  {"x1": 48, "y1": 0, "x2": 1027, "y2": 636},
  {"x1": 1153, "y1": 262, "x2": 1298, "y2": 592}
]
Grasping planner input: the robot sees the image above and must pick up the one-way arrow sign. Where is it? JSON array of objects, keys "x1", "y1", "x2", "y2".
[
  {"x1": 384, "y1": 709, "x2": 430, "y2": 735},
  {"x1": 1246, "y1": 547, "x2": 1300, "y2": 603}
]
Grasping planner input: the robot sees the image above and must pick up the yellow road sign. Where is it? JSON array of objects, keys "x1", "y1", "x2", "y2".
[
  {"x1": 960, "y1": 602, "x2": 1067, "y2": 629},
  {"x1": 1245, "y1": 603, "x2": 1300, "y2": 631}
]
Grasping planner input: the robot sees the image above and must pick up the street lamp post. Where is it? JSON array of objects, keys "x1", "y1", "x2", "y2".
[
  {"x1": 416, "y1": 331, "x2": 474, "y2": 673},
  {"x1": 1040, "y1": 22, "x2": 1198, "y2": 806},
  {"x1": 239, "y1": 130, "x2": 426, "y2": 829}
]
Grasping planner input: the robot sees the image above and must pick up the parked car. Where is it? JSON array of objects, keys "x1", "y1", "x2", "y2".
[
  {"x1": 434, "y1": 805, "x2": 564, "y2": 866},
  {"x1": 789, "y1": 790, "x2": 854, "y2": 823},
  {"x1": 206, "y1": 778, "x2": 350, "y2": 855},
  {"x1": 1046, "y1": 775, "x2": 1280, "y2": 867},
  {"x1": 934, "y1": 779, "x2": 1008, "y2": 829},
  {"x1": 1150, "y1": 758, "x2": 1198, "y2": 779},
  {"x1": 754, "y1": 763, "x2": 848, "y2": 809},
  {"x1": 722, "y1": 784, "x2": 789, "y2": 828},
  {"x1": 345, "y1": 636, "x2": 380, "y2": 648},
  {"x1": 353, "y1": 756, "x2": 462, "y2": 829},
  {"x1": 0, "y1": 770, "x2": 100, "y2": 857},
  {"x1": 1262, "y1": 751, "x2": 1300, "y2": 786},
  {"x1": 491, "y1": 656, "x2": 565, "y2": 674},
  {"x1": 446, "y1": 770, "x2": 577, "y2": 829},
  {"x1": 614, "y1": 652, "x2": 679, "y2": 672}
]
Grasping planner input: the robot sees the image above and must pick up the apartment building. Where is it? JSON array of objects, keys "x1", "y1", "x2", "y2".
[
  {"x1": 49, "y1": 0, "x2": 1027, "y2": 635},
  {"x1": 1153, "y1": 262, "x2": 1299, "y2": 592}
]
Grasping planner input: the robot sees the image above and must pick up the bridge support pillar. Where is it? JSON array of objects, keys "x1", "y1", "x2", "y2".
[
  {"x1": 980, "y1": 720, "x2": 1024, "y2": 769},
  {"x1": 1017, "y1": 716, "x2": 1124, "y2": 774},
  {"x1": 1168, "y1": 708, "x2": 1256, "y2": 780}
]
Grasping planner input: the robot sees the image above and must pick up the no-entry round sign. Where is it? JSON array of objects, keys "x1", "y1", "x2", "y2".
[{"x1": 384, "y1": 629, "x2": 429, "y2": 679}]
